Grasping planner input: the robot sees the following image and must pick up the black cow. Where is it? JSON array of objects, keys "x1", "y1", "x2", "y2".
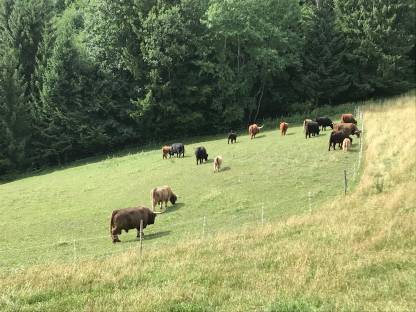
[
  {"x1": 329, "y1": 131, "x2": 353, "y2": 151},
  {"x1": 170, "y1": 143, "x2": 185, "y2": 158},
  {"x1": 195, "y1": 146, "x2": 208, "y2": 165},
  {"x1": 305, "y1": 121, "x2": 320, "y2": 138},
  {"x1": 228, "y1": 131, "x2": 237, "y2": 144},
  {"x1": 315, "y1": 117, "x2": 333, "y2": 131}
]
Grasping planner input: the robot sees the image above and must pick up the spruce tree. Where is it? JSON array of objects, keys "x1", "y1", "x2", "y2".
[
  {"x1": 301, "y1": 1, "x2": 349, "y2": 106},
  {"x1": 335, "y1": 0, "x2": 415, "y2": 98}
]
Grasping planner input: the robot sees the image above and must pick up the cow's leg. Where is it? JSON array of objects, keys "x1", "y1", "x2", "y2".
[{"x1": 112, "y1": 227, "x2": 121, "y2": 243}]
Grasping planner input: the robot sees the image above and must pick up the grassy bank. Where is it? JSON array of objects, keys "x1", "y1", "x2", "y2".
[{"x1": 1, "y1": 93, "x2": 415, "y2": 311}]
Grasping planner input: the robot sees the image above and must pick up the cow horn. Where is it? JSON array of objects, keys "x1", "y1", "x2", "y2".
[{"x1": 153, "y1": 211, "x2": 163, "y2": 214}]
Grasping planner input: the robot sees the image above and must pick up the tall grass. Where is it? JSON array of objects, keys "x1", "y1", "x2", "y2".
[{"x1": 0, "y1": 93, "x2": 415, "y2": 311}]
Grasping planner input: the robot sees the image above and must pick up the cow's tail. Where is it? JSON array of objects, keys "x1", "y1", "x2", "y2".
[{"x1": 110, "y1": 210, "x2": 118, "y2": 236}]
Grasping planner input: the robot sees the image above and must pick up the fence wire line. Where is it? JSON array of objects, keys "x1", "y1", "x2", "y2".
[{"x1": 1, "y1": 115, "x2": 364, "y2": 265}]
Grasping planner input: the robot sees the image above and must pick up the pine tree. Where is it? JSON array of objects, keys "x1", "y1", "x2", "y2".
[
  {"x1": 301, "y1": 1, "x2": 350, "y2": 106},
  {"x1": 0, "y1": 48, "x2": 30, "y2": 174},
  {"x1": 334, "y1": 0, "x2": 415, "y2": 98}
]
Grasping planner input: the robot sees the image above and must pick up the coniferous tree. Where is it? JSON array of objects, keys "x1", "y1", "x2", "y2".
[
  {"x1": 335, "y1": 0, "x2": 415, "y2": 98},
  {"x1": 301, "y1": 1, "x2": 350, "y2": 106}
]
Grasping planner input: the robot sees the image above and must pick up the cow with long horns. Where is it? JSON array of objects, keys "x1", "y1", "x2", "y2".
[{"x1": 248, "y1": 124, "x2": 264, "y2": 139}]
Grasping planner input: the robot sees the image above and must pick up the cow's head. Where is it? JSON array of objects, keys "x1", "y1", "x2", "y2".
[
  {"x1": 205, "y1": 154, "x2": 208, "y2": 161},
  {"x1": 170, "y1": 194, "x2": 177, "y2": 205},
  {"x1": 148, "y1": 212, "x2": 157, "y2": 224}
]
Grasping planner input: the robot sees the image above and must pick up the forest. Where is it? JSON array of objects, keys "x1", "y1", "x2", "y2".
[{"x1": 0, "y1": 0, "x2": 414, "y2": 176}]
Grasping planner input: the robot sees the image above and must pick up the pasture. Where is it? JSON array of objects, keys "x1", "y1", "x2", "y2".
[
  {"x1": 1, "y1": 93, "x2": 415, "y2": 311},
  {"x1": 1, "y1": 115, "x2": 358, "y2": 268}
]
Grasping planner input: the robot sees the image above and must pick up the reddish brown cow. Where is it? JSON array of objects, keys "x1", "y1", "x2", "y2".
[
  {"x1": 341, "y1": 114, "x2": 357, "y2": 124},
  {"x1": 333, "y1": 123, "x2": 361, "y2": 138},
  {"x1": 248, "y1": 124, "x2": 264, "y2": 139},
  {"x1": 162, "y1": 145, "x2": 171, "y2": 159},
  {"x1": 279, "y1": 122, "x2": 288, "y2": 136}
]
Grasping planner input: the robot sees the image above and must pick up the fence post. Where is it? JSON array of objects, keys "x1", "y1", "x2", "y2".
[
  {"x1": 344, "y1": 169, "x2": 348, "y2": 195},
  {"x1": 139, "y1": 219, "x2": 143, "y2": 257}
]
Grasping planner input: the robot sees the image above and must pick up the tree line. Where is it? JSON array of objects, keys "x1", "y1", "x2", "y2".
[{"x1": 0, "y1": 0, "x2": 414, "y2": 176}]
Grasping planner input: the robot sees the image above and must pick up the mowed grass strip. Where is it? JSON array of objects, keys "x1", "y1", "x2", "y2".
[
  {"x1": 0, "y1": 92, "x2": 415, "y2": 311},
  {"x1": 0, "y1": 111, "x2": 359, "y2": 267}
]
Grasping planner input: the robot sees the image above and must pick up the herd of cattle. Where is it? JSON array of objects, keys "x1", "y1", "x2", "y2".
[{"x1": 110, "y1": 113, "x2": 361, "y2": 243}]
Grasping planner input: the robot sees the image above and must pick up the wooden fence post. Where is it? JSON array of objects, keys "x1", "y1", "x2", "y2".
[
  {"x1": 344, "y1": 169, "x2": 348, "y2": 195},
  {"x1": 139, "y1": 219, "x2": 143, "y2": 257}
]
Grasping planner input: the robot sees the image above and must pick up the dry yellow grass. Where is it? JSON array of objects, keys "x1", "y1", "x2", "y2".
[{"x1": 1, "y1": 93, "x2": 415, "y2": 311}]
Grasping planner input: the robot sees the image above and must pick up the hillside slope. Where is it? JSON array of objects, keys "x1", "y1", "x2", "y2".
[{"x1": 1, "y1": 93, "x2": 415, "y2": 311}]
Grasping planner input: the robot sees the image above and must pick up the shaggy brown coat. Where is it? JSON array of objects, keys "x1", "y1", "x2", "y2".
[
  {"x1": 110, "y1": 207, "x2": 156, "y2": 243},
  {"x1": 248, "y1": 124, "x2": 264, "y2": 139},
  {"x1": 151, "y1": 186, "x2": 177, "y2": 211},
  {"x1": 162, "y1": 145, "x2": 171, "y2": 159},
  {"x1": 341, "y1": 113, "x2": 357, "y2": 124},
  {"x1": 279, "y1": 122, "x2": 288, "y2": 136},
  {"x1": 333, "y1": 122, "x2": 361, "y2": 137}
]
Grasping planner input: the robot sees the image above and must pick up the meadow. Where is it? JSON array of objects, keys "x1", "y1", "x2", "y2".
[
  {"x1": 0, "y1": 93, "x2": 415, "y2": 311},
  {"x1": 0, "y1": 109, "x2": 359, "y2": 268}
]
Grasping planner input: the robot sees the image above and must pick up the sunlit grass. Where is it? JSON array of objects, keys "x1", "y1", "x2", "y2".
[{"x1": 1, "y1": 92, "x2": 415, "y2": 311}]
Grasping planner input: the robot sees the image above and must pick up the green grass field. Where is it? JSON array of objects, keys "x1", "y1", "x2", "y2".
[
  {"x1": 1, "y1": 93, "x2": 415, "y2": 312},
  {"x1": 0, "y1": 114, "x2": 359, "y2": 268}
]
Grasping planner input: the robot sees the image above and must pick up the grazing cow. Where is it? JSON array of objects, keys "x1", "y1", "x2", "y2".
[
  {"x1": 248, "y1": 124, "x2": 264, "y2": 139},
  {"x1": 162, "y1": 145, "x2": 171, "y2": 159},
  {"x1": 333, "y1": 123, "x2": 361, "y2": 138},
  {"x1": 303, "y1": 119, "x2": 312, "y2": 133},
  {"x1": 315, "y1": 117, "x2": 333, "y2": 131},
  {"x1": 110, "y1": 207, "x2": 157, "y2": 243},
  {"x1": 279, "y1": 122, "x2": 289, "y2": 136},
  {"x1": 228, "y1": 131, "x2": 237, "y2": 144},
  {"x1": 195, "y1": 146, "x2": 208, "y2": 165},
  {"x1": 151, "y1": 186, "x2": 177, "y2": 211},
  {"x1": 305, "y1": 121, "x2": 320, "y2": 138},
  {"x1": 342, "y1": 138, "x2": 352, "y2": 152},
  {"x1": 214, "y1": 155, "x2": 223, "y2": 172},
  {"x1": 341, "y1": 114, "x2": 357, "y2": 124},
  {"x1": 329, "y1": 131, "x2": 353, "y2": 151},
  {"x1": 170, "y1": 143, "x2": 185, "y2": 158}
]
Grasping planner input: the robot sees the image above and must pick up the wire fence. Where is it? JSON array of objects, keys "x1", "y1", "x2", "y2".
[{"x1": 0, "y1": 110, "x2": 365, "y2": 271}]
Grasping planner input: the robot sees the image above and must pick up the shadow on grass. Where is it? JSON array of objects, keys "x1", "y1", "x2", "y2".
[
  {"x1": 163, "y1": 202, "x2": 185, "y2": 214},
  {"x1": 219, "y1": 166, "x2": 231, "y2": 172},
  {"x1": 144, "y1": 230, "x2": 171, "y2": 240}
]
